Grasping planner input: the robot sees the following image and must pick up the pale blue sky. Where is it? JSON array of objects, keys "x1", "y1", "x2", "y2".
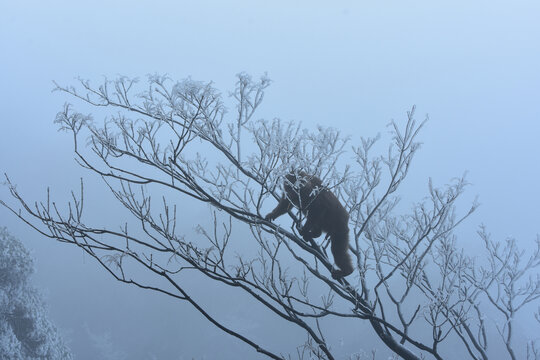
[{"x1": 1, "y1": 1, "x2": 539, "y2": 358}]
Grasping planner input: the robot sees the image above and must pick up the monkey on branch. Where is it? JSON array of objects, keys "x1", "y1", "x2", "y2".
[{"x1": 265, "y1": 172, "x2": 354, "y2": 279}]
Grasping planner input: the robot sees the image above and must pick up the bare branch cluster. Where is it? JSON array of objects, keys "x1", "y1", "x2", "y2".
[{"x1": 2, "y1": 74, "x2": 539, "y2": 359}]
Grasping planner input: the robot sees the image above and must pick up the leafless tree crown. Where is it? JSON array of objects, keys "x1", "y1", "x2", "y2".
[{"x1": 2, "y1": 74, "x2": 539, "y2": 360}]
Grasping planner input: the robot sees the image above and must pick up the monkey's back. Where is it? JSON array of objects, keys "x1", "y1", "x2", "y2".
[
  {"x1": 283, "y1": 173, "x2": 349, "y2": 236},
  {"x1": 309, "y1": 189, "x2": 349, "y2": 236}
]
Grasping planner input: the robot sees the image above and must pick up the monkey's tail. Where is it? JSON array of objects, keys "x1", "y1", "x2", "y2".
[{"x1": 330, "y1": 231, "x2": 354, "y2": 278}]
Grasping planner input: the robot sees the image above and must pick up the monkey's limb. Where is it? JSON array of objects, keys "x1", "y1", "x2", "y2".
[
  {"x1": 265, "y1": 195, "x2": 292, "y2": 221},
  {"x1": 300, "y1": 216, "x2": 322, "y2": 238}
]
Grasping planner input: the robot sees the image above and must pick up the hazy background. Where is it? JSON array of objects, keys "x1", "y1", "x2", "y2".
[{"x1": 1, "y1": 0, "x2": 539, "y2": 358}]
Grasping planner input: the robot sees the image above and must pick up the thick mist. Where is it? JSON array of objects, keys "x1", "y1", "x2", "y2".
[{"x1": 1, "y1": 1, "x2": 539, "y2": 358}]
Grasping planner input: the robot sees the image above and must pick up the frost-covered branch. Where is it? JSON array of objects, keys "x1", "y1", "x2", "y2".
[{"x1": 2, "y1": 74, "x2": 539, "y2": 359}]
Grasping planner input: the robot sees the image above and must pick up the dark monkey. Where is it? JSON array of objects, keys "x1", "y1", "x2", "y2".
[{"x1": 265, "y1": 172, "x2": 354, "y2": 279}]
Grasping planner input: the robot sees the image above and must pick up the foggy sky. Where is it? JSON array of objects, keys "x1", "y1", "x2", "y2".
[{"x1": 1, "y1": 1, "x2": 539, "y2": 359}]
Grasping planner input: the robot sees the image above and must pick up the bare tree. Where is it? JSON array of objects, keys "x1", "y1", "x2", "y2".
[{"x1": 2, "y1": 74, "x2": 539, "y2": 359}]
